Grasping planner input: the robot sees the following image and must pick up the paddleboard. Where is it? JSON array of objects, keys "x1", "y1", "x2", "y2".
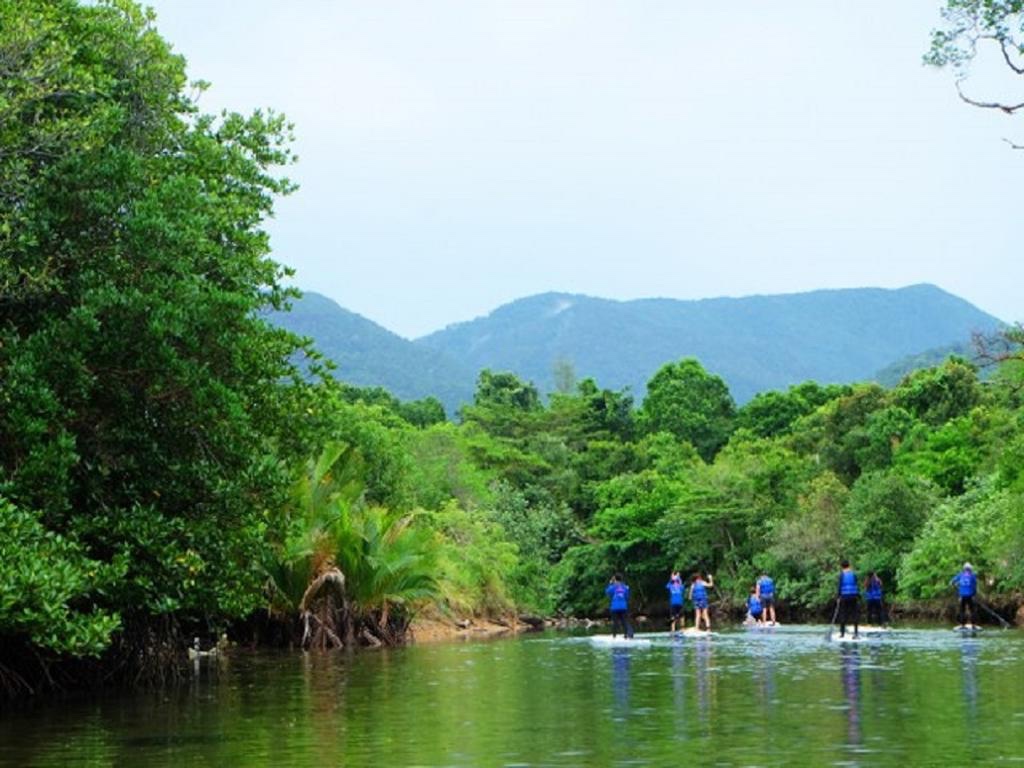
[
  {"x1": 830, "y1": 634, "x2": 866, "y2": 643},
  {"x1": 589, "y1": 635, "x2": 652, "y2": 648},
  {"x1": 858, "y1": 626, "x2": 892, "y2": 635},
  {"x1": 677, "y1": 629, "x2": 717, "y2": 638},
  {"x1": 953, "y1": 625, "x2": 983, "y2": 634}
]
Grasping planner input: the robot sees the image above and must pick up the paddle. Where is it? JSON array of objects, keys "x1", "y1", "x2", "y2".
[
  {"x1": 825, "y1": 598, "x2": 840, "y2": 642},
  {"x1": 977, "y1": 599, "x2": 1012, "y2": 629},
  {"x1": 948, "y1": 580, "x2": 1004, "y2": 629}
]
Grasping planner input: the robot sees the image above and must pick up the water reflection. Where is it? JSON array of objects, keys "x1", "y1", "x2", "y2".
[
  {"x1": 671, "y1": 642, "x2": 687, "y2": 742},
  {"x1": 754, "y1": 638, "x2": 776, "y2": 711},
  {"x1": 3, "y1": 628, "x2": 1024, "y2": 767},
  {"x1": 694, "y1": 638, "x2": 715, "y2": 735},
  {"x1": 961, "y1": 640, "x2": 980, "y2": 721},
  {"x1": 840, "y1": 645, "x2": 862, "y2": 755},
  {"x1": 611, "y1": 647, "x2": 631, "y2": 719}
]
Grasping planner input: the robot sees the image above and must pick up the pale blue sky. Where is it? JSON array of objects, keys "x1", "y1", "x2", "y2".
[{"x1": 147, "y1": 1, "x2": 1020, "y2": 338}]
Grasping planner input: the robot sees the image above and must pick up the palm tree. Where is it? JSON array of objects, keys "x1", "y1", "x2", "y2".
[
  {"x1": 265, "y1": 442, "x2": 439, "y2": 648},
  {"x1": 333, "y1": 506, "x2": 439, "y2": 644},
  {"x1": 265, "y1": 442, "x2": 363, "y2": 648}
]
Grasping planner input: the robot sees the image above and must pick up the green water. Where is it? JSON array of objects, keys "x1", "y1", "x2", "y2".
[{"x1": 2, "y1": 626, "x2": 1023, "y2": 766}]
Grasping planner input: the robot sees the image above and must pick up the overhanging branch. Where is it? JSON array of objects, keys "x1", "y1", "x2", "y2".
[{"x1": 955, "y1": 78, "x2": 1024, "y2": 113}]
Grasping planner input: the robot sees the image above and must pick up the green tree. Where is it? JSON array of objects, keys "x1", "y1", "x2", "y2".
[
  {"x1": 0, "y1": 0, "x2": 304, "y2": 671},
  {"x1": 406, "y1": 422, "x2": 494, "y2": 511},
  {"x1": 0, "y1": 497, "x2": 124, "y2": 659},
  {"x1": 460, "y1": 370, "x2": 543, "y2": 439},
  {"x1": 893, "y1": 357, "x2": 982, "y2": 426},
  {"x1": 898, "y1": 478, "x2": 1008, "y2": 599},
  {"x1": 767, "y1": 472, "x2": 850, "y2": 609},
  {"x1": 640, "y1": 358, "x2": 736, "y2": 462},
  {"x1": 427, "y1": 501, "x2": 518, "y2": 616},
  {"x1": 855, "y1": 406, "x2": 918, "y2": 472},
  {"x1": 398, "y1": 397, "x2": 447, "y2": 428},
  {"x1": 789, "y1": 384, "x2": 889, "y2": 484},
  {"x1": 486, "y1": 482, "x2": 577, "y2": 612},
  {"x1": 842, "y1": 471, "x2": 938, "y2": 585},
  {"x1": 736, "y1": 381, "x2": 848, "y2": 439},
  {"x1": 895, "y1": 406, "x2": 1013, "y2": 495}
]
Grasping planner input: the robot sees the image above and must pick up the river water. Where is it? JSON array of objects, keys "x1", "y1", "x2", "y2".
[{"x1": 2, "y1": 625, "x2": 1023, "y2": 766}]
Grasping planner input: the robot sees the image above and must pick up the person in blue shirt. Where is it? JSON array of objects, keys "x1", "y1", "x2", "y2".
[
  {"x1": 606, "y1": 573, "x2": 634, "y2": 638},
  {"x1": 756, "y1": 572, "x2": 777, "y2": 626},
  {"x1": 950, "y1": 563, "x2": 979, "y2": 629},
  {"x1": 864, "y1": 571, "x2": 885, "y2": 626},
  {"x1": 836, "y1": 560, "x2": 860, "y2": 639},
  {"x1": 747, "y1": 587, "x2": 764, "y2": 626},
  {"x1": 689, "y1": 572, "x2": 714, "y2": 632},
  {"x1": 666, "y1": 570, "x2": 686, "y2": 633}
]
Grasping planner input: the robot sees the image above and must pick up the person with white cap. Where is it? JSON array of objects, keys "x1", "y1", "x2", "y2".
[{"x1": 950, "y1": 562, "x2": 979, "y2": 629}]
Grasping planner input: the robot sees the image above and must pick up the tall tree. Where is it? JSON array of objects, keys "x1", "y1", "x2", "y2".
[
  {"x1": 0, "y1": 0, "x2": 304, "y2": 675},
  {"x1": 640, "y1": 358, "x2": 736, "y2": 462}
]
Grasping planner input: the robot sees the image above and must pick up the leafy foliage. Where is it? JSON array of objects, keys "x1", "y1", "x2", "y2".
[
  {"x1": 0, "y1": 498, "x2": 123, "y2": 656},
  {"x1": 641, "y1": 358, "x2": 736, "y2": 461},
  {"x1": 0, "y1": 0, "x2": 305, "y2": 676}
]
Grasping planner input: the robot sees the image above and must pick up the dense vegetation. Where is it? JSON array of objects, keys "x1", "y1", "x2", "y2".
[
  {"x1": 1, "y1": 0, "x2": 1021, "y2": 701},
  {"x1": 0, "y1": 0, "x2": 492, "y2": 695}
]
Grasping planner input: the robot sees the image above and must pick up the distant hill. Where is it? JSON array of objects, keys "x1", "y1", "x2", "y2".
[
  {"x1": 416, "y1": 284, "x2": 1004, "y2": 404},
  {"x1": 270, "y1": 292, "x2": 475, "y2": 415},
  {"x1": 872, "y1": 340, "x2": 984, "y2": 388}
]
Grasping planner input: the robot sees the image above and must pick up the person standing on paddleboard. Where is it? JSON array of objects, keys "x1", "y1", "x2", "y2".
[
  {"x1": 837, "y1": 560, "x2": 860, "y2": 639},
  {"x1": 689, "y1": 572, "x2": 714, "y2": 632},
  {"x1": 864, "y1": 571, "x2": 885, "y2": 626},
  {"x1": 951, "y1": 563, "x2": 979, "y2": 629},
  {"x1": 756, "y1": 572, "x2": 777, "y2": 626},
  {"x1": 666, "y1": 570, "x2": 685, "y2": 633},
  {"x1": 747, "y1": 587, "x2": 764, "y2": 626},
  {"x1": 606, "y1": 574, "x2": 634, "y2": 638}
]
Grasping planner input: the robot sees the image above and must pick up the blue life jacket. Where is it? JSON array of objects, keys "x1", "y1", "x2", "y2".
[
  {"x1": 607, "y1": 582, "x2": 630, "y2": 611},
  {"x1": 865, "y1": 577, "x2": 883, "y2": 601},
  {"x1": 748, "y1": 595, "x2": 762, "y2": 615},
  {"x1": 758, "y1": 576, "x2": 775, "y2": 597},
  {"x1": 957, "y1": 571, "x2": 977, "y2": 597},
  {"x1": 666, "y1": 580, "x2": 684, "y2": 606},
  {"x1": 839, "y1": 570, "x2": 859, "y2": 596},
  {"x1": 692, "y1": 581, "x2": 707, "y2": 602}
]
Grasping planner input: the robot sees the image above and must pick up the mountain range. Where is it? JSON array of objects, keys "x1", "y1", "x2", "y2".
[{"x1": 271, "y1": 284, "x2": 1004, "y2": 416}]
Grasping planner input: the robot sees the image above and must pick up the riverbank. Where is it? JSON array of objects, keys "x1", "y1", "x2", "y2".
[
  {"x1": 409, "y1": 617, "x2": 518, "y2": 643},
  {"x1": 408, "y1": 610, "x2": 551, "y2": 643}
]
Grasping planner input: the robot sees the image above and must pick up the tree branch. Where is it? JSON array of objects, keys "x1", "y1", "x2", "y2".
[
  {"x1": 955, "y1": 78, "x2": 1024, "y2": 113},
  {"x1": 999, "y1": 37, "x2": 1024, "y2": 75}
]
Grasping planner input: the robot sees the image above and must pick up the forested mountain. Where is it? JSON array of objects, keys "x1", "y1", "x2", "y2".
[
  {"x1": 272, "y1": 292, "x2": 476, "y2": 413},
  {"x1": 418, "y1": 284, "x2": 1003, "y2": 404},
  {"x1": 274, "y1": 285, "x2": 1002, "y2": 412}
]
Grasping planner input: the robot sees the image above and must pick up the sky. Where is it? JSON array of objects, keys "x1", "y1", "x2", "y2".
[{"x1": 146, "y1": 1, "x2": 1021, "y2": 339}]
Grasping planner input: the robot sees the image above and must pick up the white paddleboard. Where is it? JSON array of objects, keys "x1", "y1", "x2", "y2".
[
  {"x1": 589, "y1": 635, "x2": 652, "y2": 648},
  {"x1": 677, "y1": 629, "x2": 718, "y2": 638},
  {"x1": 831, "y1": 634, "x2": 866, "y2": 643}
]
